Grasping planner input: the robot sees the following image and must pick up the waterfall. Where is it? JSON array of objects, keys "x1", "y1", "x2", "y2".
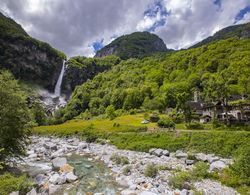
[{"x1": 54, "y1": 60, "x2": 66, "y2": 97}]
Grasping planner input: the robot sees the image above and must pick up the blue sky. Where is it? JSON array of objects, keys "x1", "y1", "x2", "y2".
[{"x1": 1, "y1": 0, "x2": 249, "y2": 56}]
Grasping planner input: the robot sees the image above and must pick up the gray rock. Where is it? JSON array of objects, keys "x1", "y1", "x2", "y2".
[
  {"x1": 35, "y1": 174, "x2": 48, "y2": 186},
  {"x1": 51, "y1": 148, "x2": 65, "y2": 158},
  {"x1": 195, "y1": 153, "x2": 207, "y2": 162},
  {"x1": 34, "y1": 147, "x2": 46, "y2": 154},
  {"x1": 49, "y1": 173, "x2": 66, "y2": 185},
  {"x1": 28, "y1": 153, "x2": 38, "y2": 159},
  {"x1": 139, "y1": 191, "x2": 157, "y2": 195},
  {"x1": 176, "y1": 150, "x2": 188, "y2": 158},
  {"x1": 26, "y1": 188, "x2": 37, "y2": 195},
  {"x1": 66, "y1": 172, "x2": 78, "y2": 182},
  {"x1": 162, "y1": 150, "x2": 170, "y2": 156},
  {"x1": 43, "y1": 143, "x2": 57, "y2": 150},
  {"x1": 149, "y1": 148, "x2": 156, "y2": 155},
  {"x1": 153, "y1": 149, "x2": 164, "y2": 157},
  {"x1": 210, "y1": 160, "x2": 227, "y2": 172},
  {"x1": 185, "y1": 159, "x2": 195, "y2": 165},
  {"x1": 207, "y1": 156, "x2": 220, "y2": 163},
  {"x1": 121, "y1": 189, "x2": 137, "y2": 195},
  {"x1": 9, "y1": 191, "x2": 19, "y2": 195},
  {"x1": 180, "y1": 189, "x2": 188, "y2": 195},
  {"x1": 52, "y1": 157, "x2": 67, "y2": 170},
  {"x1": 78, "y1": 142, "x2": 88, "y2": 150}
]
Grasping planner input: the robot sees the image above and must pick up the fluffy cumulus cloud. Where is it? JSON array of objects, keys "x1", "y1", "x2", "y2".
[{"x1": 0, "y1": 0, "x2": 249, "y2": 56}]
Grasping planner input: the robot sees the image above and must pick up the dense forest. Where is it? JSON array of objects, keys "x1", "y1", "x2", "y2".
[{"x1": 57, "y1": 37, "x2": 250, "y2": 122}]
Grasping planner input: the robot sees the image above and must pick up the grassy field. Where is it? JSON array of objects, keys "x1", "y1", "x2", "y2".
[
  {"x1": 34, "y1": 114, "x2": 157, "y2": 135},
  {"x1": 34, "y1": 114, "x2": 250, "y2": 157}
]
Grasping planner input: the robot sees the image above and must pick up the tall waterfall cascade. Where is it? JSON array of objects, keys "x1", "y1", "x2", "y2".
[{"x1": 54, "y1": 60, "x2": 66, "y2": 97}]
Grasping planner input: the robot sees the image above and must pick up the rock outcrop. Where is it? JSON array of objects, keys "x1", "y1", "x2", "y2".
[
  {"x1": 95, "y1": 32, "x2": 169, "y2": 60},
  {"x1": 0, "y1": 12, "x2": 65, "y2": 91}
]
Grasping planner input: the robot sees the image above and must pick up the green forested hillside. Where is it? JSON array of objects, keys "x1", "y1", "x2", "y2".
[
  {"x1": 95, "y1": 31, "x2": 169, "y2": 60},
  {"x1": 59, "y1": 37, "x2": 250, "y2": 121},
  {"x1": 62, "y1": 55, "x2": 120, "y2": 95},
  {"x1": 192, "y1": 22, "x2": 250, "y2": 48},
  {"x1": 0, "y1": 12, "x2": 65, "y2": 90}
]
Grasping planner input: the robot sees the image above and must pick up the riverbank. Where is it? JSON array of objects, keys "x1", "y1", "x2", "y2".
[{"x1": 11, "y1": 136, "x2": 241, "y2": 195}]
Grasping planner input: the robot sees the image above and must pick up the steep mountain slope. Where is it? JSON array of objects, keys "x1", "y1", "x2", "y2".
[
  {"x1": 95, "y1": 31, "x2": 169, "y2": 60},
  {"x1": 0, "y1": 12, "x2": 65, "y2": 91},
  {"x1": 191, "y1": 22, "x2": 250, "y2": 48},
  {"x1": 60, "y1": 36, "x2": 250, "y2": 121},
  {"x1": 62, "y1": 55, "x2": 120, "y2": 96}
]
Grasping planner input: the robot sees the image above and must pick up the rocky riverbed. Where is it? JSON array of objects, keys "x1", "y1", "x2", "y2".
[{"x1": 12, "y1": 136, "x2": 238, "y2": 195}]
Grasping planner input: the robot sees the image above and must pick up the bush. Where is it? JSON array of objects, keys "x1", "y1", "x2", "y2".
[
  {"x1": 169, "y1": 162, "x2": 209, "y2": 189},
  {"x1": 110, "y1": 153, "x2": 129, "y2": 165},
  {"x1": 144, "y1": 163, "x2": 158, "y2": 178},
  {"x1": 191, "y1": 162, "x2": 209, "y2": 179},
  {"x1": 169, "y1": 171, "x2": 191, "y2": 189},
  {"x1": 157, "y1": 117, "x2": 175, "y2": 129},
  {"x1": 0, "y1": 173, "x2": 33, "y2": 195},
  {"x1": 122, "y1": 165, "x2": 132, "y2": 175},
  {"x1": 105, "y1": 105, "x2": 116, "y2": 120},
  {"x1": 0, "y1": 71, "x2": 31, "y2": 161},
  {"x1": 186, "y1": 122, "x2": 204, "y2": 130},
  {"x1": 149, "y1": 113, "x2": 160, "y2": 122}
]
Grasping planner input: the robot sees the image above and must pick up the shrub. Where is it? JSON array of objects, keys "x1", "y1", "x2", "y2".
[
  {"x1": 169, "y1": 162, "x2": 209, "y2": 189},
  {"x1": 0, "y1": 71, "x2": 31, "y2": 161},
  {"x1": 157, "y1": 117, "x2": 175, "y2": 129},
  {"x1": 105, "y1": 105, "x2": 116, "y2": 120},
  {"x1": 144, "y1": 163, "x2": 158, "y2": 178},
  {"x1": 149, "y1": 113, "x2": 160, "y2": 122},
  {"x1": 191, "y1": 162, "x2": 209, "y2": 180},
  {"x1": 123, "y1": 165, "x2": 132, "y2": 176},
  {"x1": 0, "y1": 173, "x2": 33, "y2": 195},
  {"x1": 169, "y1": 171, "x2": 191, "y2": 189},
  {"x1": 110, "y1": 154, "x2": 129, "y2": 165},
  {"x1": 186, "y1": 122, "x2": 204, "y2": 130}
]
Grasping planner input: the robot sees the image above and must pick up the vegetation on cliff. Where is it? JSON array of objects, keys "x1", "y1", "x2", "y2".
[
  {"x1": 58, "y1": 37, "x2": 249, "y2": 122},
  {"x1": 0, "y1": 12, "x2": 66, "y2": 91},
  {"x1": 95, "y1": 31, "x2": 169, "y2": 59}
]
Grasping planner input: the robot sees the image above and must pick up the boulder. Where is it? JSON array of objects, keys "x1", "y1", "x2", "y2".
[
  {"x1": 35, "y1": 174, "x2": 48, "y2": 186},
  {"x1": 59, "y1": 164, "x2": 74, "y2": 173},
  {"x1": 51, "y1": 148, "x2": 65, "y2": 158},
  {"x1": 66, "y1": 172, "x2": 78, "y2": 182},
  {"x1": 153, "y1": 149, "x2": 164, "y2": 157},
  {"x1": 28, "y1": 153, "x2": 38, "y2": 159},
  {"x1": 185, "y1": 159, "x2": 195, "y2": 165},
  {"x1": 9, "y1": 192, "x2": 19, "y2": 195},
  {"x1": 207, "y1": 156, "x2": 220, "y2": 164},
  {"x1": 34, "y1": 147, "x2": 46, "y2": 154},
  {"x1": 176, "y1": 150, "x2": 188, "y2": 159},
  {"x1": 43, "y1": 143, "x2": 57, "y2": 150},
  {"x1": 52, "y1": 157, "x2": 67, "y2": 170},
  {"x1": 209, "y1": 160, "x2": 227, "y2": 172},
  {"x1": 139, "y1": 191, "x2": 157, "y2": 195},
  {"x1": 195, "y1": 153, "x2": 207, "y2": 162},
  {"x1": 49, "y1": 173, "x2": 66, "y2": 185},
  {"x1": 149, "y1": 148, "x2": 156, "y2": 155},
  {"x1": 26, "y1": 188, "x2": 37, "y2": 195},
  {"x1": 78, "y1": 142, "x2": 88, "y2": 150},
  {"x1": 121, "y1": 189, "x2": 137, "y2": 195},
  {"x1": 162, "y1": 150, "x2": 170, "y2": 156}
]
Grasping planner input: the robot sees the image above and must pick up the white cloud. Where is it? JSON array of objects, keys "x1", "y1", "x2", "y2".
[
  {"x1": 0, "y1": 0, "x2": 249, "y2": 55},
  {"x1": 155, "y1": 0, "x2": 250, "y2": 49}
]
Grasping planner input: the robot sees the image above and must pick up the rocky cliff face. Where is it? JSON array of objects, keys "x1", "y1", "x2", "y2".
[
  {"x1": 0, "y1": 12, "x2": 65, "y2": 91},
  {"x1": 62, "y1": 56, "x2": 120, "y2": 97},
  {"x1": 95, "y1": 32, "x2": 169, "y2": 60}
]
